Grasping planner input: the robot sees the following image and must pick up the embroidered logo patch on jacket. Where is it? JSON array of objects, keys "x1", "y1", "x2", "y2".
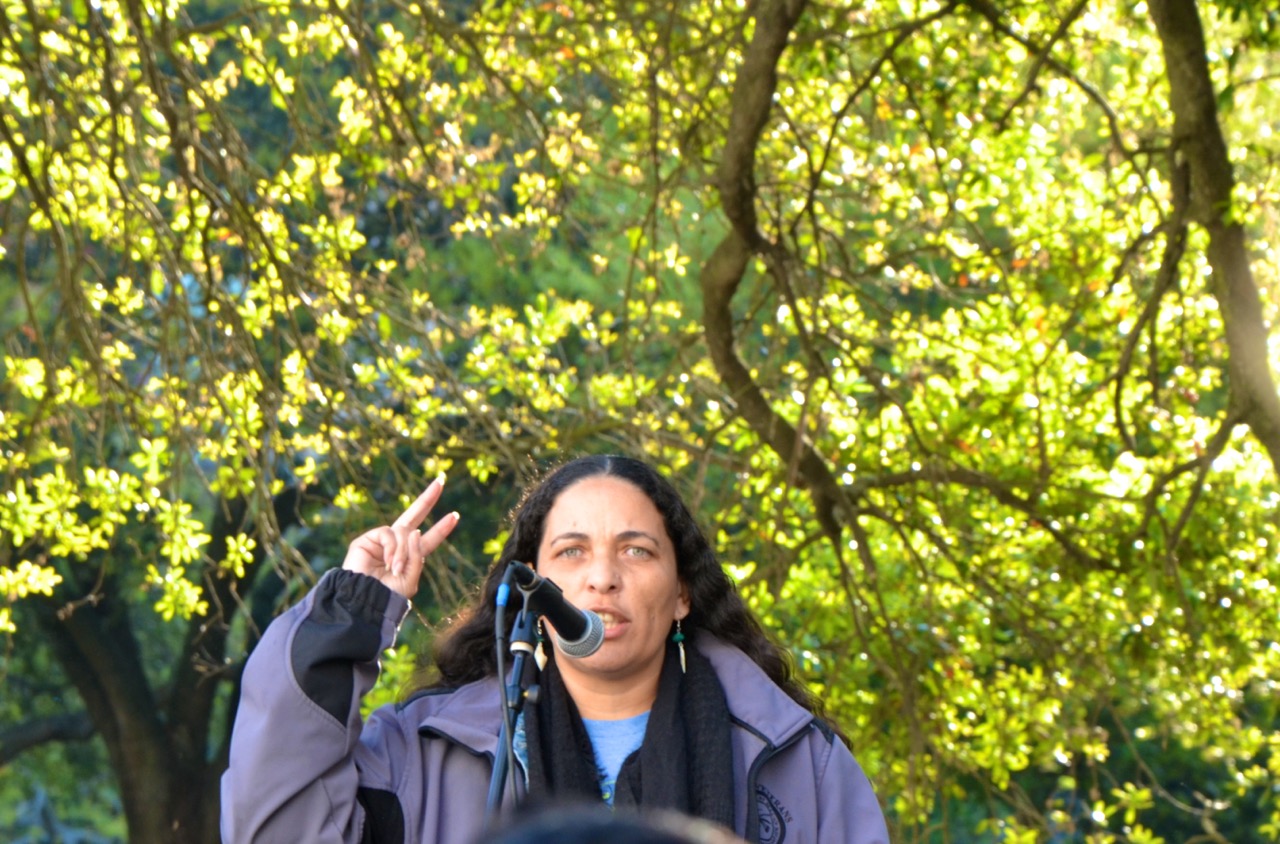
[{"x1": 756, "y1": 784, "x2": 792, "y2": 844}]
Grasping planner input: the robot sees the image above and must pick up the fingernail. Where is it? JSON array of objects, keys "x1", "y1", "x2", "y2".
[
  {"x1": 435, "y1": 471, "x2": 447, "y2": 487},
  {"x1": 450, "y1": 511, "x2": 460, "y2": 522}
]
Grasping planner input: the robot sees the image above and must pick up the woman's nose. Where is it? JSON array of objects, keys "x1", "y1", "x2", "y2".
[{"x1": 584, "y1": 555, "x2": 621, "y2": 592}]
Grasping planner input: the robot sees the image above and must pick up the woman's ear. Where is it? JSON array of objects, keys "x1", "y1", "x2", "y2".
[{"x1": 676, "y1": 582, "x2": 691, "y2": 621}]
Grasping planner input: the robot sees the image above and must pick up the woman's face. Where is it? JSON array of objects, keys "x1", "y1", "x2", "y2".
[{"x1": 535, "y1": 475, "x2": 689, "y2": 687}]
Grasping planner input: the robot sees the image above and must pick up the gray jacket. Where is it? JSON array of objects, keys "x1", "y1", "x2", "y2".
[{"x1": 221, "y1": 569, "x2": 890, "y2": 843}]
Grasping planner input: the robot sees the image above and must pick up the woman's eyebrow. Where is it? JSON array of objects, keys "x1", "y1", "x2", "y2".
[
  {"x1": 548, "y1": 529, "x2": 663, "y2": 545},
  {"x1": 617, "y1": 530, "x2": 661, "y2": 545},
  {"x1": 548, "y1": 531, "x2": 590, "y2": 544}
]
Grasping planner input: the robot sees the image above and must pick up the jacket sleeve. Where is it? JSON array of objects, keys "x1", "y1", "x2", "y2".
[
  {"x1": 220, "y1": 569, "x2": 412, "y2": 843},
  {"x1": 818, "y1": 737, "x2": 892, "y2": 844}
]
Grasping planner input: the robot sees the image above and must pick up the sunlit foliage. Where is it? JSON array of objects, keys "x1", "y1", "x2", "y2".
[{"x1": 2, "y1": 0, "x2": 1278, "y2": 841}]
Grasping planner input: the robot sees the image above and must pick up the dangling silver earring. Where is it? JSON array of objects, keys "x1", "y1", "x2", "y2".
[
  {"x1": 535, "y1": 618, "x2": 548, "y2": 670},
  {"x1": 673, "y1": 619, "x2": 686, "y2": 674}
]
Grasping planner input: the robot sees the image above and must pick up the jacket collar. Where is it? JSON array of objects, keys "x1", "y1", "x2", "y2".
[
  {"x1": 411, "y1": 675, "x2": 505, "y2": 756},
  {"x1": 696, "y1": 635, "x2": 816, "y2": 748},
  {"x1": 409, "y1": 636, "x2": 815, "y2": 754}
]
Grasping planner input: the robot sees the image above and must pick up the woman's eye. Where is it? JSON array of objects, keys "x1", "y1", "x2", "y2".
[
  {"x1": 557, "y1": 546, "x2": 583, "y2": 558},
  {"x1": 624, "y1": 546, "x2": 653, "y2": 558}
]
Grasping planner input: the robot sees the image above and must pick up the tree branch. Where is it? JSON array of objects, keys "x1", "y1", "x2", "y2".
[
  {"x1": 715, "y1": 0, "x2": 809, "y2": 243},
  {"x1": 702, "y1": 0, "x2": 859, "y2": 557},
  {"x1": 1147, "y1": 0, "x2": 1280, "y2": 477},
  {"x1": 994, "y1": 0, "x2": 1091, "y2": 129},
  {"x1": 965, "y1": 0, "x2": 1135, "y2": 161},
  {"x1": 851, "y1": 463, "x2": 1115, "y2": 571},
  {"x1": 0, "y1": 711, "x2": 96, "y2": 767}
]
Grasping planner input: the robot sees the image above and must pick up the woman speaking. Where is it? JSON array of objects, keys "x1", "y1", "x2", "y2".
[{"x1": 221, "y1": 455, "x2": 890, "y2": 843}]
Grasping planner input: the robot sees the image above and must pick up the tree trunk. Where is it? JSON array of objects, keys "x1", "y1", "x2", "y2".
[
  {"x1": 1148, "y1": 0, "x2": 1280, "y2": 476},
  {"x1": 700, "y1": 0, "x2": 850, "y2": 533},
  {"x1": 33, "y1": 582, "x2": 209, "y2": 843},
  {"x1": 26, "y1": 489, "x2": 301, "y2": 843}
]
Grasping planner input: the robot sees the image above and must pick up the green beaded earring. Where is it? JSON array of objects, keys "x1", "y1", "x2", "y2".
[{"x1": 672, "y1": 619, "x2": 686, "y2": 674}]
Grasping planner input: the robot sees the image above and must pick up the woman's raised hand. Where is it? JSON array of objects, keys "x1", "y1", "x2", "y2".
[{"x1": 342, "y1": 474, "x2": 459, "y2": 599}]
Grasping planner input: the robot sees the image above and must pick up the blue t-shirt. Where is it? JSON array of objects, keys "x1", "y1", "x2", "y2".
[{"x1": 582, "y1": 712, "x2": 650, "y2": 805}]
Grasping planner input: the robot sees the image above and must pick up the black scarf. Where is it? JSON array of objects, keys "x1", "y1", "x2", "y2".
[{"x1": 523, "y1": 637, "x2": 736, "y2": 830}]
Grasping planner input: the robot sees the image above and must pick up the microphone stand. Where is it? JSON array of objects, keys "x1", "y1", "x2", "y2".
[{"x1": 484, "y1": 567, "x2": 542, "y2": 825}]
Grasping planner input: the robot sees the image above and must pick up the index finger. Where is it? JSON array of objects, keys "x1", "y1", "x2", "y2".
[{"x1": 392, "y1": 472, "x2": 446, "y2": 529}]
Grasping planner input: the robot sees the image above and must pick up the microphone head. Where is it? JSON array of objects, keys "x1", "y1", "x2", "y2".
[{"x1": 554, "y1": 610, "x2": 605, "y2": 658}]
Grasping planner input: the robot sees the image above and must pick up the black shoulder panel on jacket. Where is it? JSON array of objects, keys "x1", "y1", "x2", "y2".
[
  {"x1": 357, "y1": 786, "x2": 405, "y2": 844},
  {"x1": 291, "y1": 570, "x2": 391, "y2": 724}
]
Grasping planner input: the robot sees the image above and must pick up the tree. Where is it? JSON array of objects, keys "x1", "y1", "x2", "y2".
[{"x1": 2, "y1": 0, "x2": 1278, "y2": 842}]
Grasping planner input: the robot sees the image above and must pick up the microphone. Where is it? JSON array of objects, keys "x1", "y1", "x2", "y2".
[{"x1": 508, "y1": 562, "x2": 605, "y2": 658}]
